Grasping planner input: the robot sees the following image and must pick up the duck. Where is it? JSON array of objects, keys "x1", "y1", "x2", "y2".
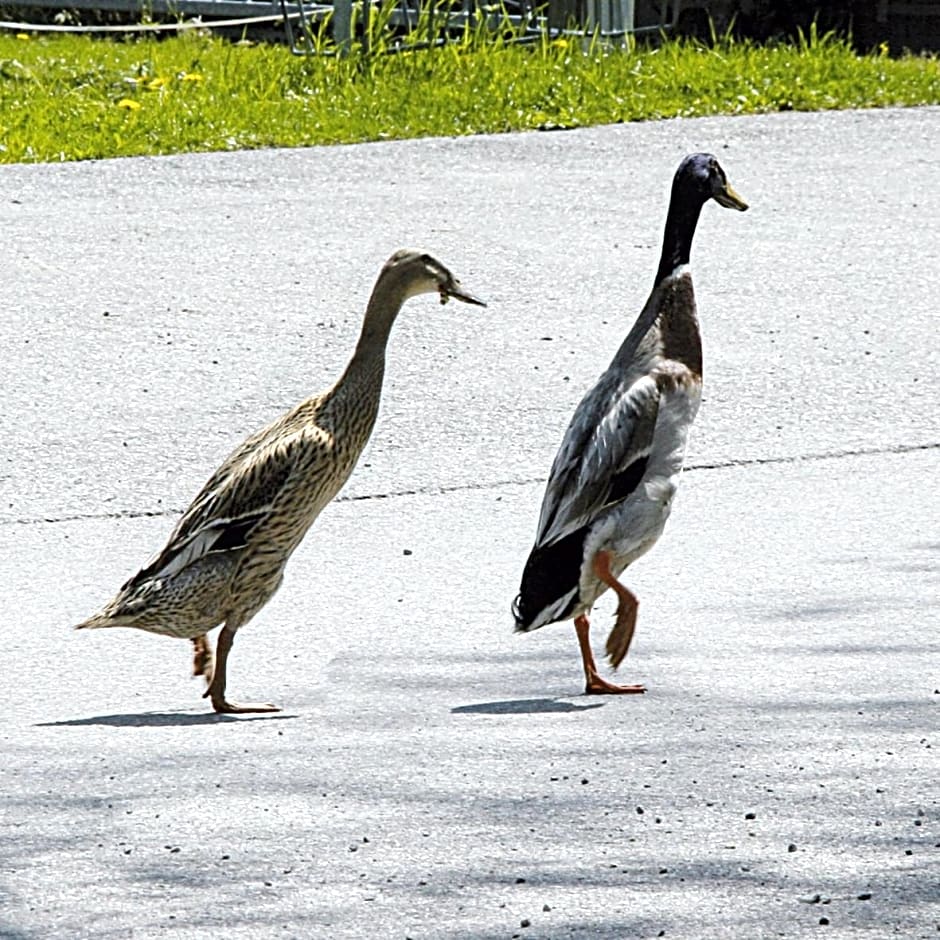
[
  {"x1": 512, "y1": 153, "x2": 747, "y2": 694},
  {"x1": 76, "y1": 249, "x2": 485, "y2": 714}
]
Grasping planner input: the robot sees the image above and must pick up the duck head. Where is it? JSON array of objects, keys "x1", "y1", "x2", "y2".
[
  {"x1": 383, "y1": 249, "x2": 487, "y2": 307},
  {"x1": 676, "y1": 153, "x2": 749, "y2": 211}
]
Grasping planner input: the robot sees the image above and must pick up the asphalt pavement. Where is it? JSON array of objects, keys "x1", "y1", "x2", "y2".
[{"x1": 1, "y1": 106, "x2": 938, "y2": 939}]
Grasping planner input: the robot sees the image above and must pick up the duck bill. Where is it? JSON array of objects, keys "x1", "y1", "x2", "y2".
[
  {"x1": 715, "y1": 183, "x2": 748, "y2": 211},
  {"x1": 443, "y1": 285, "x2": 487, "y2": 307}
]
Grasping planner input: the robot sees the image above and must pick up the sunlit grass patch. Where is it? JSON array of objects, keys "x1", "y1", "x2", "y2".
[{"x1": 0, "y1": 24, "x2": 937, "y2": 163}]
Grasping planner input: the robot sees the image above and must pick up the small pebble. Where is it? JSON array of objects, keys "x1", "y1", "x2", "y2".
[
  {"x1": 515, "y1": 877, "x2": 526, "y2": 884},
  {"x1": 745, "y1": 812, "x2": 756, "y2": 820},
  {"x1": 520, "y1": 920, "x2": 530, "y2": 928},
  {"x1": 542, "y1": 904, "x2": 551, "y2": 912},
  {"x1": 857, "y1": 893, "x2": 872, "y2": 901},
  {"x1": 788, "y1": 844, "x2": 797, "y2": 853},
  {"x1": 819, "y1": 917, "x2": 829, "y2": 925},
  {"x1": 403, "y1": 549, "x2": 413, "y2": 556},
  {"x1": 636, "y1": 806, "x2": 644, "y2": 815}
]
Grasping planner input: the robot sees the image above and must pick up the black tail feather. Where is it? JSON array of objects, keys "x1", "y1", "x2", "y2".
[{"x1": 513, "y1": 525, "x2": 588, "y2": 632}]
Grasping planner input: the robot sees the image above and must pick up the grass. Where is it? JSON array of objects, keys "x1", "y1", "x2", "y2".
[{"x1": 0, "y1": 20, "x2": 938, "y2": 164}]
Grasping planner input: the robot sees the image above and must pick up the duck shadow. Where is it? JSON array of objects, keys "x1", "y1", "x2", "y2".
[
  {"x1": 451, "y1": 697, "x2": 605, "y2": 715},
  {"x1": 36, "y1": 711, "x2": 297, "y2": 728}
]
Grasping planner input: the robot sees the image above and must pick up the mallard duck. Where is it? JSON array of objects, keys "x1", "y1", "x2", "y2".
[
  {"x1": 76, "y1": 250, "x2": 485, "y2": 714},
  {"x1": 512, "y1": 153, "x2": 747, "y2": 694}
]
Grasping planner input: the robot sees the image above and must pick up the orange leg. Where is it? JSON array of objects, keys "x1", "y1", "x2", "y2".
[
  {"x1": 592, "y1": 550, "x2": 640, "y2": 670},
  {"x1": 202, "y1": 623, "x2": 281, "y2": 715},
  {"x1": 575, "y1": 610, "x2": 645, "y2": 696}
]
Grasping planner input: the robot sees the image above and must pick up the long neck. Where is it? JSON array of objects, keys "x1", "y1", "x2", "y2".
[
  {"x1": 351, "y1": 275, "x2": 410, "y2": 361},
  {"x1": 320, "y1": 273, "x2": 409, "y2": 408},
  {"x1": 655, "y1": 187, "x2": 705, "y2": 284},
  {"x1": 611, "y1": 185, "x2": 704, "y2": 372}
]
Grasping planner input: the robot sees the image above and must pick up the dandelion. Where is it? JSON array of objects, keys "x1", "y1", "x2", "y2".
[
  {"x1": 117, "y1": 98, "x2": 142, "y2": 111},
  {"x1": 16, "y1": 33, "x2": 30, "y2": 40},
  {"x1": 180, "y1": 72, "x2": 205, "y2": 83},
  {"x1": 147, "y1": 77, "x2": 168, "y2": 90}
]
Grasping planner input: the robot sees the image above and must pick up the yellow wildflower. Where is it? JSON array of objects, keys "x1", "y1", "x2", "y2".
[
  {"x1": 147, "y1": 77, "x2": 168, "y2": 90},
  {"x1": 117, "y1": 98, "x2": 142, "y2": 111},
  {"x1": 180, "y1": 72, "x2": 205, "y2": 82}
]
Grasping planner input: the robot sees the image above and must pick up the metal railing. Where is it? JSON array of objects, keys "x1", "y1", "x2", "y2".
[
  {"x1": 282, "y1": 0, "x2": 680, "y2": 54},
  {"x1": 0, "y1": 0, "x2": 681, "y2": 50}
]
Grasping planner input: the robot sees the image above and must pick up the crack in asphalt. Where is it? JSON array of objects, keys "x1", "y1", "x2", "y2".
[{"x1": 3, "y1": 441, "x2": 937, "y2": 528}]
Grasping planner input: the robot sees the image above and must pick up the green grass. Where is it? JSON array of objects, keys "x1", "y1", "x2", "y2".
[{"x1": 0, "y1": 21, "x2": 938, "y2": 164}]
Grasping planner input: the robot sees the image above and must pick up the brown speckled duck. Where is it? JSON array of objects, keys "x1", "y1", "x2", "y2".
[{"x1": 77, "y1": 250, "x2": 485, "y2": 714}]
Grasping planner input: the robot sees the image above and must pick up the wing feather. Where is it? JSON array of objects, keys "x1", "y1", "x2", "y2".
[
  {"x1": 535, "y1": 373, "x2": 661, "y2": 548},
  {"x1": 121, "y1": 419, "x2": 317, "y2": 592}
]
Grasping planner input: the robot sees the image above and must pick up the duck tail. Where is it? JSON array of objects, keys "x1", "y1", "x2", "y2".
[
  {"x1": 74, "y1": 606, "x2": 137, "y2": 630},
  {"x1": 74, "y1": 612, "x2": 113, "y2": 630},
  {"x1": 513, "y1": 585, "x2": 578, "y2": 634},
  {"x1": 512, "y1": 527, "x2": 587, "y2": 633},
  {"x1": 511, "y1": 592, "x2": 535, "y2": 632}
]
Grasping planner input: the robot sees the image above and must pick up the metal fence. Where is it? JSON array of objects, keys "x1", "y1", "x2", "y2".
[{"x1": 0, "y1": 0, "x2": 683, "y2": 51}]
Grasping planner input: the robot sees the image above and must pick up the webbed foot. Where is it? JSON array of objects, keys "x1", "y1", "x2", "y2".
[
  {"x1": 585, "y1": 673, "x2": 646, "y2": 695},
  {"x1": 208, "y1": 695, "x2": 281, "y2": 715}
]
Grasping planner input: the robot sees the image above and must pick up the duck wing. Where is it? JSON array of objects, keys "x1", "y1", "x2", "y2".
[
  {"x1": 532, "y1": 275, "x2": 684, "y2": 550},
  {"x1": 121, "y1": 420, "x2": 316, "y2": 592},
  {"x1": 534, "y1": 369, "x2": 661, "y2": 549}
]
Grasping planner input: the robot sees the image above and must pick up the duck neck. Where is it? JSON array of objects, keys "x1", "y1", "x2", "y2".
[
  {"x1": 356, "y1": 276, "x2": 410, "y2": 357},
  {"x1": 655, "y1": 189, "x2": 705, "y2": 285},
  {"x1": 323, "y1": 279, "x2": 408, "y2": 408}
]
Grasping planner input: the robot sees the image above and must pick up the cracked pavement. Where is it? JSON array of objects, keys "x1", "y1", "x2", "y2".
[{"x1": 1, "y1": 107, "x2": 938, "y2": 938}]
